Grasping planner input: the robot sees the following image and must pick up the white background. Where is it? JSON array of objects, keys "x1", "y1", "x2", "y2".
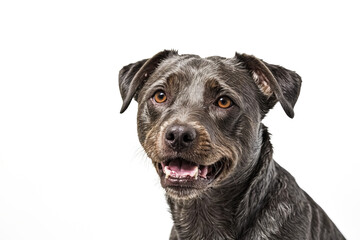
[{"x1": 0, "y1": 0, "x2": 359, "y2": 239}]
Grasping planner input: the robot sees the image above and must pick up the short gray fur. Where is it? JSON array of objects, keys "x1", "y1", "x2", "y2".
[{"x1": 119, "y1": 50, "x2": 345, "y2": 240}]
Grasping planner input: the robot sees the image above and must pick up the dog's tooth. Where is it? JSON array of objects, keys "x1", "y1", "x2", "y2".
[
  {"x1": 164, "y1": 166, "x2": 171, "y2": 179},
  {"x1": 194, "y1": 167, "x2": 199, "y2": 180}
]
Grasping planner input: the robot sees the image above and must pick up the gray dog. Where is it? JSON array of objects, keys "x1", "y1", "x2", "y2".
[{"x1": 119, "y1": 50, "x2": 345, "y2": 240}]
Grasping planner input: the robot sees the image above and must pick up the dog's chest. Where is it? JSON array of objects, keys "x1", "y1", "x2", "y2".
[{"x1": 171, "y1": 199, "x2": 236, "y2": 240}]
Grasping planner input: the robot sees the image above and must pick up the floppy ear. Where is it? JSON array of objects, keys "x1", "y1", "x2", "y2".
[
  {"x1": 235, "y1": 53, "x2": 302, "y2": 118},
  {"x1": 119, "y1": 50, "x2": 178, "y2": 113}
]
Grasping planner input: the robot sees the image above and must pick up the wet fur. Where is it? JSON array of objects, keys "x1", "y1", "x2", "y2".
[{"x1": 119, "y1": 50, "x2": 345, "y2": 239}]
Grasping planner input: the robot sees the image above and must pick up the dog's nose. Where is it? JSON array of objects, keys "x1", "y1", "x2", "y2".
[{"x1": 165, "y1": 125, "x2": 197, "y2": 151}]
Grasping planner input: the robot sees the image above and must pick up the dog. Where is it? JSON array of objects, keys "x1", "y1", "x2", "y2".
[{"x1": 118, "y1": 50, "x2": 345, "y2": 240}]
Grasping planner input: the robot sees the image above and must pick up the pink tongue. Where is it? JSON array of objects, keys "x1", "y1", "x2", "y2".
[{"x1": 168, "y1": 159, "x2": 198, "y2": 177}]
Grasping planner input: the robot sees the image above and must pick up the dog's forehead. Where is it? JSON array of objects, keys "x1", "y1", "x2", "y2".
[
  {"x1": 158, "y1": 55, "x2": 224, "y2": 81},
  {"x1": 177, "y1": 57, "x2": 221, "y2": 102},
  {"x1": 150, "y1": 55, "x2": 244, "y2": 96}
]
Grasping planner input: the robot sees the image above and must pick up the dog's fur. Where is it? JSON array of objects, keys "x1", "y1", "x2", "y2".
[{"x1": 119, "y1": 50, "x2": 345, "y2": 240}]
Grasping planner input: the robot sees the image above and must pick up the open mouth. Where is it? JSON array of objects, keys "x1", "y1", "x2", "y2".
[{"x1": 157, "y1": 158, "x2": 223, "y2": 187}]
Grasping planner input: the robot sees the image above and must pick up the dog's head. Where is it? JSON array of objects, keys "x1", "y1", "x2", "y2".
[{"x1": 119, "y1": 50, "x2": 301, "y2": 199}]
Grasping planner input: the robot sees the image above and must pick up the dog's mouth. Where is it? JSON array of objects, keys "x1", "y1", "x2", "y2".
[{"x1": 157, "y1": 158, "x2": 224, "y2": 191}]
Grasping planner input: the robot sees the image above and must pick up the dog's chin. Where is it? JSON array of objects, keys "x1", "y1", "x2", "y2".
[{"x1": 155, "y1": 158, "x2": 224, "y2": 200}]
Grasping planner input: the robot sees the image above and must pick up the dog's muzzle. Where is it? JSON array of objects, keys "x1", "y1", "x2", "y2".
[{"x1": 152, "y1": 122, "x2": 227, "y2": 198}]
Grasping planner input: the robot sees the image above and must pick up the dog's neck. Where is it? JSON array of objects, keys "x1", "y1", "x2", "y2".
[{"x1": 167, "y1": 125, "x2": 277, "y2": 240}]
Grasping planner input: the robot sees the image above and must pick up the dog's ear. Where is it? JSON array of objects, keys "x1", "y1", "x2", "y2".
[
  {"x1": 235, "y1": 53, "x2": 302, "y2": 118},
  {"x1": 119, "y1": 50, "x2": 178, "y2": 113}
]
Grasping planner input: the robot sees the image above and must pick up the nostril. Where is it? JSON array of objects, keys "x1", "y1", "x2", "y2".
[
  {"x1": 183, "y1": 134, "x2": 190, "y2": 143},
  {"x1": 166, "y1": 132, "x2": 175, "y2": 142},
  {"x1": 183, "y1": 131, "x2": 195, "y2": 143}
]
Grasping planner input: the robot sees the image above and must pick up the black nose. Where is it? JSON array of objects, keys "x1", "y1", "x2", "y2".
[{"x1": 165, "y1": 125, "x2": 197, "y2": 151}]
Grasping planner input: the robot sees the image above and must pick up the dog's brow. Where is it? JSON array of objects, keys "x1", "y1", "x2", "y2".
[
  {"x1": 206, "y1": 79, "x2": 221, "y2": 91},
  {"x1": 205, "y1": 79, "x2": 241, "y2": 105},
  {"x1": 165, "y1": 74, "x2": 185, "y2": 87},
  {"x1": 146, "y1": 73, "x2": 176, "y2": 88},
  {"x1": 148, "y1": 80, "x2": 167, "y2": 91}
]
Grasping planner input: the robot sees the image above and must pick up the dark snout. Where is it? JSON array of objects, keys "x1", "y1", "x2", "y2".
[{"x1": 165, "y1": 125, "x2": 197, "y2": 152}]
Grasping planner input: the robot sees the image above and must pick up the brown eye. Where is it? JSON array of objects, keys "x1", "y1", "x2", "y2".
[
  {"x1": 153, "y1": 91, "x2": 167, "y2": 103},
  {"x1": 217, "y1": 96, "x2": 233, "y2": 109}
]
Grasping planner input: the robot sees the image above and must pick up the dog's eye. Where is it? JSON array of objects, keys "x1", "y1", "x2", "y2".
[
  {"x1": 216, "y1": 96, "x2": 233, "y2": 109},
  {"x1": 153, "y1": 90, "x2": 167, "y2": 103}
]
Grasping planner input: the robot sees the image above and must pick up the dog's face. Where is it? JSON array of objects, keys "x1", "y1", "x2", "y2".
[{"x1": 119, "y1": 50, "x2": 301, "y2": 199}]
